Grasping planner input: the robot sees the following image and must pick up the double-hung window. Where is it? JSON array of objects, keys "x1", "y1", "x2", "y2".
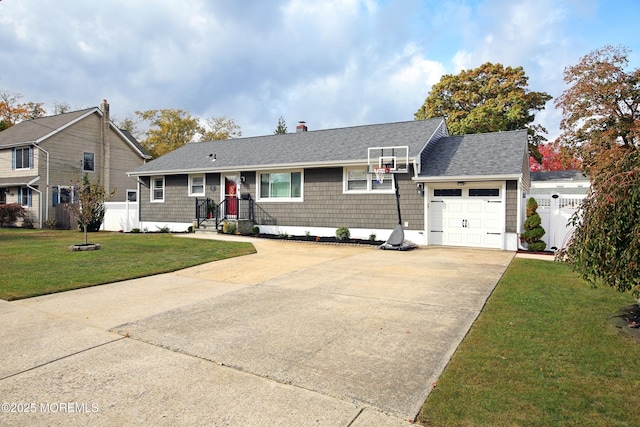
[
  {"x1": 343, "y1": 167, "x2": 393, "y2": 193},
  {"x1": 83, "y1": 152, "x2": 95, "y2": 172},
  {"x1": 151, "y1": 177, "x2": 165, "y2": 202},
  {"x1": 12, "y1": 147, "x2": 33, "y2": 170},
  {"x1": 189, "y1": 175, "x2": 205, "y2": 196},
  {"x1": 259, "y1": 171, "x2": 302, "y2": 201},
  {"x1": 18, "y1": 187, "x2": 32, "y2": 207}
]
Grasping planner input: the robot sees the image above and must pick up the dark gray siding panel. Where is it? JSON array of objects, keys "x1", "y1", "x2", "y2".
[
  {"x1": 139, "y1": 173, "x2": 221, "y2": 223},
  {"x1": 506, "y1": 180, "x2": 517, "y2": 232},
  {"x1": 139, "y1": 168, "x2": 425, "y2": 229},
  {"x1": 249, "y1": 167, "x2": 424, "y2": 230}
]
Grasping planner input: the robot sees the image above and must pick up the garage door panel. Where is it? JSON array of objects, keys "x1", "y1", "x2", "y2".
[{"x1": 428, "y1": 186, "x2": 504, "y2": 249}]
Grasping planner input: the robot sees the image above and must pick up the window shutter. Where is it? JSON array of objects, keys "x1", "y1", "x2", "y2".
[
  {"x1": 12, "y1": 148, "x2": 16, "y2": 170},
  {"x1": 28, "y1": 189, "x2": 32, "y2": 207},
  {"x1": 29, "y1": 147, "x2": 34, "y2": 169},
  {"x1": 53, "y1": 186, "x2": 59, "y2": 206}
]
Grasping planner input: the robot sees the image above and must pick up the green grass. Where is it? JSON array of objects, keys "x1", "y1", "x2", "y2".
[
  {"x1": 418, "y1": 258, "x2": 640, "y2": 426},
  {"x1": 0, "y1": 228, "x2": 256, "y2": 300}
]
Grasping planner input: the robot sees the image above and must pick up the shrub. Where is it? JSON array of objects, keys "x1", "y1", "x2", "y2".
[
  {"x1": 131, "y1": 228, "x2": 141, "y2": 233},
  {"x1": 521, "y1": 197, "x2": 546, "y2": 252},
  {"x1": 222, "y1": 220, "x2": 237, "y2": 234},
  {"x1": 369, "y1": 233, "x2": 377, "y2": 241},
  {"x1": 336, "y1": 226, "x2": 350, "y2": 241},
  {"x1": 0, "y1": 203, "x2": 27, "y2": 227},
  {"x1": 43, "y1": 218, "x2": 58, "y2": 229},
  {"x1": 251, "y1": 226, "x2": 260, "y2": 235}
]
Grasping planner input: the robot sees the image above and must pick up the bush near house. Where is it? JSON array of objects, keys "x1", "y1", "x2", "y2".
[
  {"x1": 521, "y1": 197, "x2": 547, "y2": 252},
  {"x1": 0, "y1": 203, "x2": 27, "y2": 227}
]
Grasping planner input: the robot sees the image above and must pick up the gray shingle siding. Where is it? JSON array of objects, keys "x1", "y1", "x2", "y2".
[{"x1": 253, "y1": 168, "x2": 423, "y2": 230}]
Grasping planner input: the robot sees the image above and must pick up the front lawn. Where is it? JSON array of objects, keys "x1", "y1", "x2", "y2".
[
  {"x1": 0, "y1": 229, "x2": 256, "y2": 300},
  {"x1": 418, "y1": 258, "x2": 640, "y2": 426}
]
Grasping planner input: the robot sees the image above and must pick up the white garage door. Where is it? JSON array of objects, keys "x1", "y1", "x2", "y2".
[{"x1": 429, "y1": 187, "x2": 504, "y2": 249}]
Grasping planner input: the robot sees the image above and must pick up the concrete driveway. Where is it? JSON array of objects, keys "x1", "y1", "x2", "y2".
[{"x1": 0, "y1": 236, "x2": 514, "y2": 426}]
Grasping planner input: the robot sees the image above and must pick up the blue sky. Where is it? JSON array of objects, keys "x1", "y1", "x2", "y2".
[{"x1": 1, "y1": 0, "x2": 639, "y2": 141}]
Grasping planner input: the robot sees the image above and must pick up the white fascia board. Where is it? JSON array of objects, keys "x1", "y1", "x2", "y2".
[{"x1": 412, "y1": 174, "x2": 522, "y2": 182}]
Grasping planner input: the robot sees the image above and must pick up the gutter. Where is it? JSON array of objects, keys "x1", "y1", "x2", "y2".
[{"x1": 26, "y1": 176, "x2": 43, "y2": 229}]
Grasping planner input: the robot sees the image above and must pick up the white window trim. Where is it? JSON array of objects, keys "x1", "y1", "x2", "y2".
[
  {"x1": 126, "y1": 189, "x2": 138, "y2": 203},
  {"x1": 13, "y1": 146, "x2": 33, "y2": 170},
  {"x1": 343, "y1": 166, "x2": 394, "y2": 194},
  {"x1": 188, "y1": 174, "x2": 206, "y2": 197},
  {"x1": 151, "y1": 176, "x2": 165, "y2": 203},
  {"x1": 257, "y1": 169, "x2": 304, "y2": 203}
]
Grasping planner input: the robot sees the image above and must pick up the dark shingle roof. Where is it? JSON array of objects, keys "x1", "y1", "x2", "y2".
[
  {"x1": 419, "y1": 130, "x2": 528, "y2": 177},
  {"x1": 130, "y1": 118, "x2": 445, "y2": 175},
  {"x1": 530, "y1": 170, "x2": 588, "y2": 182},
  {"x1": 0, "y1": 108, "x2": 95, "y2": 147}
]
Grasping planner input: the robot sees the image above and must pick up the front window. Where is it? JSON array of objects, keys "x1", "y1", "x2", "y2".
[
  {"x1": 13, "y1": 147, "x2": 33, "y2": 170},
  {"x1": 18, "y1": 187, "x2": 32, "y2": 207},
  {"x1": 189, "y1": 175, "x2": 205, "y2": 196},
  {"x1": 344, "y1": 167, "x2": 393, "y2": 193},
  {"x1": 151, "y1": 177, "x2": 164, "y2": 202},
  {"x1": 259, "y1": 171, "x2": 302, "y2": 200},
  {"x1": 83, "y1": 152, "x2": 95, "y2": 172}
]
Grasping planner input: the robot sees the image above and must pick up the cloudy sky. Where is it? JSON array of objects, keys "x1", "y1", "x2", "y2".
[{"x1": 1, "y1": 0, "x2": 639, "y2": 141}]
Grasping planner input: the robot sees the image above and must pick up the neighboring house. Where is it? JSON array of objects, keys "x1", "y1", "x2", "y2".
[
  {"x1": 129, "y1": 118, "x2": 530, "y2": 250},
  {"x1": 528, "y1": 170, "x2": 590, "y2": 251},
  {"x1": 0, "y1": 100, "x2": 151, "y2": 228}
]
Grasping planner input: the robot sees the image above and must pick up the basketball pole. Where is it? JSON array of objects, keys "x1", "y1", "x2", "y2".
[{"x1": 393, "y1": 173, "x2": 402, "y2": 226}]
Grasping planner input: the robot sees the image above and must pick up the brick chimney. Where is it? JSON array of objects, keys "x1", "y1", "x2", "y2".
[{"x1": 296, "y1": 121, "x2": 308, "y2": 132}]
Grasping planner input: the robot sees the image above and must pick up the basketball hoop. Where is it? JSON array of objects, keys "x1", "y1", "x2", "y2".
[{"x1": 374, "y1": 167, "x2": 390, "y2": 184}]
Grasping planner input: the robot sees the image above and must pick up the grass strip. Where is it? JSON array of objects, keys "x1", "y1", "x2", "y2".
[
  {"x1": 0, "y1": 229, "x2": 256, "y2": 300},
  {"x1": 418, "y1": 258, "x2": 640, "y2": 426}
]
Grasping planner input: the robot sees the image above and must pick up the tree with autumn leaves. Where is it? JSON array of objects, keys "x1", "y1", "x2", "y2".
[
  {"x1": 133, "y1": 109, "x2": 242, "y2": 158},
  {"x1": 556, "y1": 45, "x2": 640, "y2": 296},
  {"x1": 415, "y1": 62, "x2": 552, "y2": 162},
  {"x1": 0, "y1": 89, "x2": 46, "y2": 130}
]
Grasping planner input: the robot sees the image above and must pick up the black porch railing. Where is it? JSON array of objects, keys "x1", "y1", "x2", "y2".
[{"x1": 195, "y1": 197, "x2": 259, "y2": 229}]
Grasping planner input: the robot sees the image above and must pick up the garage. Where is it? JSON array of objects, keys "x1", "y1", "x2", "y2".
[{"x1": 427, "y1": 184, "x2": 504, "y2": 249}]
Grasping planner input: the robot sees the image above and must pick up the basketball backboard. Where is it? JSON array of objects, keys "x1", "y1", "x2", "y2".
[{"x1": 367, "y1": 146, "x2": 409, "y2": 174}]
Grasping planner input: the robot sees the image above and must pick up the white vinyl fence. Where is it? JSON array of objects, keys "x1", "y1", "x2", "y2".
[
  {"x1": 532, "y1": 194, "x2": 586, "y2": 251},
  {"x1": 102, "y1": 201, "x2": 139, "y2": 232}
]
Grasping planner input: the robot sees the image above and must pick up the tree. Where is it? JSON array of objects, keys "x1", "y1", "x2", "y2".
[
  {"x1": 0, "y1": 89, "x2": 46, "y2": 130},
  {"x1": 415, "y1": 62, "x2": 552, "y2": 162},
  {"x1": 135, "y1": 109, "x2": 201, "y2": 158},
  {"x1": 529, "y1": 143, "x2": 582, "y2": 171},
  {"x1": 555, "y1": 45, "x2": 640, "y2": 296},
  {"x1": 66, "y1": 174, "x2": 114, "y2": 245},
  {"x1": 200, "y1": 116, "x2": 242, "y2": 141},
  {"x1": 555, "y1": 45, "x2": 640, "y2": 173},
  {"x1": 274, "y1": 116, "x2": 287, "y2": 134}
]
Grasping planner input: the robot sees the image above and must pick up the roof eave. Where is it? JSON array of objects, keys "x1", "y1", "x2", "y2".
[{"x1": 414, "y1": 173, "x2": 522, "y2": 182}]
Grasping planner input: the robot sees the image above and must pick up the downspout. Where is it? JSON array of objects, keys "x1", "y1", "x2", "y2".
[
  {"x1": 27, "y1": 176, "x2": 43, "y2": 228},
  {"x1": 31, "y1": 143, "x2": 50, "y2": 222}
]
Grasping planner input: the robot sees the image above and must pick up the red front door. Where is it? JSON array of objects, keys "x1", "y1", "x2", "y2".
[{"x1": 225, "y1": 178, "x2": 238, "y2": 217}]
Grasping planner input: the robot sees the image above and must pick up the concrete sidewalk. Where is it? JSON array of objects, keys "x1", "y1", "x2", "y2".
[{"x1": 1, "y1": 236, "x2": 514, "y2": 426}]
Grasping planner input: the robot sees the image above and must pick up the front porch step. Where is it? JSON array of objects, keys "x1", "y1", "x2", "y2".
[{"x1": 196, "y1": 220, "x2": 221, "y2": 233}]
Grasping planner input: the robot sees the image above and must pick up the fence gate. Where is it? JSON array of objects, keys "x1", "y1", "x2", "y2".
[{"x1": 533, "y1": 194, "x2": 585, "y2": 250}]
